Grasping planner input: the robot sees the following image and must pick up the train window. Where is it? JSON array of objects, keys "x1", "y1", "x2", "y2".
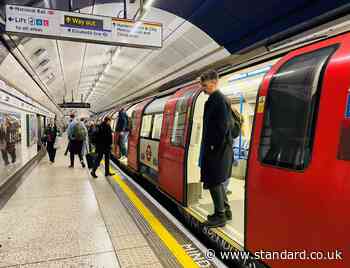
[
  {"x1": 259, "y1": 45, "x2": 337, "y2": 170},
  {"x1": 171, "y1": 92, "x2": 192, "y2": 147},
  {"x1": 140, "y1": 114, "x2": 153, "y2": 138},
  {"x1": 112, "y1": 119, "x2": 117, "y2": 131},
  {"x1": 152, "y1": 114, "x2": 163, "y2": 140}
]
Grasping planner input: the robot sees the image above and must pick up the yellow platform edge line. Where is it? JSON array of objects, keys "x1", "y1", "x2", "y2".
[{"x1": 105, "y1": 163, "x2": 199, "y2": 267}]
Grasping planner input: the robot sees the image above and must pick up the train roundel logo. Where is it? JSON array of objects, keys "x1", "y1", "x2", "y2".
[{"x1": 146, "y1": 144, "x2": 152, "y2": 161}]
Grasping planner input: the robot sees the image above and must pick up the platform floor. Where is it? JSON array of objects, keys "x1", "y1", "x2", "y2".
[{"x1": 0, "y1": 141, "x2": 167, "y2": 267}]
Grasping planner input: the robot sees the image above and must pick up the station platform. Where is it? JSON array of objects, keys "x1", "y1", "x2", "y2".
[{"x1": 0, "y1": 138, "x2": 222, "y2": 268}]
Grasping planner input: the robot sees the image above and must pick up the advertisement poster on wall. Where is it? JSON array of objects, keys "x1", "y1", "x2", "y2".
[
  {"x1": 0, "y1": 110, "x2": 22, "y2": 186},
  {"x1": 26, "y1": 114, "x2": 37, "y2": 147}
]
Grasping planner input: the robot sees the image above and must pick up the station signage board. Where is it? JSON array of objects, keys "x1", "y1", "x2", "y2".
[
  {"x1": 58, "y1": 102, "x2": 91, "y2": 109},
  {"x1": 5, "y1": 5, "x2": 162, "y2": 49}
]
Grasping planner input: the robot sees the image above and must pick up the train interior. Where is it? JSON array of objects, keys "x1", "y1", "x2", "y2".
[{"x1": 187, "y1": 59, "x2": 279, "y2": 246}]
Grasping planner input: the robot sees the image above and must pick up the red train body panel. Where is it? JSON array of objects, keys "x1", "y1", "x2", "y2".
[{"x1": 246, "y1": 33, "x2": 350, "y2": 268}]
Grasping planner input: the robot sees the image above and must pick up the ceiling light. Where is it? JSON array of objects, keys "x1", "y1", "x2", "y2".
[
  {"x1": 104, "y1": 63, "x2": 112, "y2": 74},
  {"x1": 112, "y1": 47, "x2": 121, "y2": 62},
  {"x1": 144, "y1": 0, "x2": 155, "y2": 10}
]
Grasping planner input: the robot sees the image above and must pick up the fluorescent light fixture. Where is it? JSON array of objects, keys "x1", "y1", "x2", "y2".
[
  {"x1": 112, "y1": 47, "x2": 121, "y2": 62},
  {"x1": 104, "y1": 63, "x2": 112, "y2": 74},
  {"x1": 144, "y1": 0, "x2": 155, "y2": 10}
]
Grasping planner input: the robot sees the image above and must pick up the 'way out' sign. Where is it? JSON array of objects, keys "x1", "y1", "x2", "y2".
[{"x1": 5, "y1": 5, "x2": 162, "y2": 49}]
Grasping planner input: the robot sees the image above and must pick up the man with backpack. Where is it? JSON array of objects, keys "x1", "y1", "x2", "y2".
[
  {"x1": 199, "y1": 69, "x2": 240, "y2": 228},
  {"x1": 67, "y1": 114, "x2": 87, "y2": 168}
]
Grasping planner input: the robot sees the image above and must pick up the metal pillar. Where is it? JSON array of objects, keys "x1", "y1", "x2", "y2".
[{"x1": 123, "y1": 0, "x2": 127, "y2": 19}]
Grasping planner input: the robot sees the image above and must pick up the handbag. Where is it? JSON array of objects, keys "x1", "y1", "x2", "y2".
[
  {"x1": 54, "y1": 137, "x2": 61, "y2": 149},
  {"x1": 86, "y1": 152, "x2": 97, "y2": 169}
]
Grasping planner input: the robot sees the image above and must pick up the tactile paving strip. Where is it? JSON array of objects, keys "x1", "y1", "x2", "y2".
[
  {"x1": 107, "y1": 178, "x2": 180, "y2": 268},
  {"x1": 107, "y1": 165, "x2": 218, "y2": 268}
]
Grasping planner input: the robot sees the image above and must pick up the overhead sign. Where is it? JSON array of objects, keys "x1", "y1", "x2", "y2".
[
  {"x1": 58, "y1": 102, "x2": 91, "y2": 109},
  {"x1": 5, "y1": 5, "x2": 162, "y2": 49}
]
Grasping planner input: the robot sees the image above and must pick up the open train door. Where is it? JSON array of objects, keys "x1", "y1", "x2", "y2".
[
  {"x1": 246, "y1": 34, "x2": 350, "y2": 268},
  {"x1": 127, "y1": 99, "x2": 153, "y2": 172},
  {"x1": 159, "y1": 84, "x2": 200, "y2": 205}
]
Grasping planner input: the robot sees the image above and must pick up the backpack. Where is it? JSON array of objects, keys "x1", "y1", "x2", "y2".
[
  {"x1": 72, "y1": 122, "x2": 86, "y2": 141},
  {"x1": 227, "y1": 102, "x2": 243, "y2": 139},
  {"x1": 89, "y1": 126, "x2": 99, "y2": 145}
]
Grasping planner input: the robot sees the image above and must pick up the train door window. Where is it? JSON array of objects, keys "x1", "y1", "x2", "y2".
[
  {"x1": 152, "y1": 114, "x2": 163, "y2": 140},
  {"x1": 140, "y1": 114, "x2": 153, "y2": 138},
  {"x1": 112, "y1": 119, "x2": 117, "y2": 131},
  {"x1": 171, "y1": 91, "x2": 194, "y2": 147},
  {"x1": 259, "y1": 45, "x2": 337, "y2": 170}
]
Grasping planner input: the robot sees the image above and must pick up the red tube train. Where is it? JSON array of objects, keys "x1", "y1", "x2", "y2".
[{"x1": 99, "y1": 32, "x2": 350, "y2": 268}]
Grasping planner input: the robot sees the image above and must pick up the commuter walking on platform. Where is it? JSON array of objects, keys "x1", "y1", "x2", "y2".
[
  {"x1": 64, "y1": 118, "x2": 73, "y2": 156},
  {"x1": 80, "y1": 118, "x2": 89, "y2": 157},
  {"x1": 199, "y1": 69, "x2": 233, "y2": 228},
  {"x1": 116, "y1": 108, "x2": 129, "y2": 159},
  {"x1": 90, "y1": 117, "x2": 115, "y2": 178},
  {"x1": 67, "y1": 115, "x2": 87, "y2": 168},
  {"x1": 88, "y1": 122, "x2": 98, "y2": 151},
  {"x1": 45, "y1": 123, "x2": 58, "y2": 163}
]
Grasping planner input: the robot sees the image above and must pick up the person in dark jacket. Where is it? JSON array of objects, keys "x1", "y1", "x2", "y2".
[
  {"x1": 90, "y1": 117, "x2": 115, "y2": 178},
  {"x1": 199, "y1": 69, "x2": 233, "y2": 228},
  {"x1": 45, "y1": 123, "x2": 58, "y2": 163},
  {"x1": 116, "y1": 109, "x2": 129, "y2": 158},
  {"x1": 88, "y1": 122, "x2": 98, "y2": 151}
]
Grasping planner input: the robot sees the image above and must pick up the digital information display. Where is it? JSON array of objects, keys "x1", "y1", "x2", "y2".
[{"x1": 5, "y1": 5, "x2": 162, "y2": 49}]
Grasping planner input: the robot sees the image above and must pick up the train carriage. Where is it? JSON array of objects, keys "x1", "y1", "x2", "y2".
[{"x1": 109, "y1": 32, "x2": 350, "y2": 268}]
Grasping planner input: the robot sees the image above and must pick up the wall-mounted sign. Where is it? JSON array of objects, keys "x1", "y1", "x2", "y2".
[
  {"x1": 5, "y1": 5, "x2": 162, "y2": 49},
  {"x1": 0, "y1": 80, "x2": 53, "y2": 117}
]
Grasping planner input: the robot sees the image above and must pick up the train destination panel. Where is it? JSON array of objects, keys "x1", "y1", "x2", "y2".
[{"x1": 5, "y1": 5, "x2": 162, "y2": 49}]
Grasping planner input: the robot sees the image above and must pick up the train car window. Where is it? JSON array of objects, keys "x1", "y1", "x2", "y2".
[
  {"x1": 112, "y1": 119, "x2": 117, "y2": 131},
  {"x1": 140, "y1": 114, "x2": 153, "y2": 138},
  {"x1": 152, "y1": 114, "x2": 163, "y2": 140},
  {"x1": 171, "y1": 91, "x2": 193, "y2": 147},
  {"x1": 259, "y1": 45, "x2": 337, "y2": 170},
  {"x1": 144, "y1": 96, "x2": 171, "y2": 114}
]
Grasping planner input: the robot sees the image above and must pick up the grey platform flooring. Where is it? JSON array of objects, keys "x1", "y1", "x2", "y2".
[{"x1": 0, "y1": 140, "x2": 164, "y2": 268}]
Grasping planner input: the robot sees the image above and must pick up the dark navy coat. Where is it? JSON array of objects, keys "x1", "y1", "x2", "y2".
[
  {"x1": 200, "y1": 90, "x2": 233, "y2": 188},
  {"x1": 95, "y1": 122, "x2": 113, "y2": 152}
]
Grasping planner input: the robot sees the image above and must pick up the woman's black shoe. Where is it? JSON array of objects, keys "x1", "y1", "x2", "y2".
[{"x1": 91, "y1": 171, "x2": 98, "y2": 178}]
